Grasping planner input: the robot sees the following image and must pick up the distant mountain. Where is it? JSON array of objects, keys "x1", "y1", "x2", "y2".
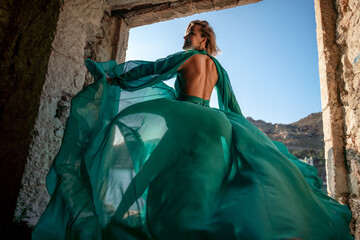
[
  {"x1": 246, "y1": 112, "x2": 326, "y2": 189},
  {"x1": 246, "y1": 112, "x2": 324, "y2": 151}
]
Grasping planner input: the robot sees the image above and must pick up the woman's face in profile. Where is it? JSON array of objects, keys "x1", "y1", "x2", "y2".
[{"x1": 183, "y1": 24, "x2": 205, "y2": 51}]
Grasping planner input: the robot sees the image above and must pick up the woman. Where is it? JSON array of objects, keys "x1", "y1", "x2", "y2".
[{"x1": 32, "y1": 21, "x2": 354, "y2": 240}]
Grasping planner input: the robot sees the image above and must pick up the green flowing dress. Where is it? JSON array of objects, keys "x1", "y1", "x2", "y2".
[{"x1": 32, "y1": 50, "x2": 354, "y2": 240}]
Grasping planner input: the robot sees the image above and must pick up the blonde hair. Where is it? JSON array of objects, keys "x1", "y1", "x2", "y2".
[{"x1": 186, "y1": 20, "x2": 220, "y2": 56}]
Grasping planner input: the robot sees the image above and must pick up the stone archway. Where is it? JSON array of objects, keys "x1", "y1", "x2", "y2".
[{"x1": 2, "y1": 0, "x2": 358, "y2": 238}]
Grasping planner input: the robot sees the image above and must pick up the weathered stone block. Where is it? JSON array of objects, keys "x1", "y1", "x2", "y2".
[
  {"x1": 213, "y1": 0, "x2": 237, "y2": 10},
  {"x1": 173, "y1": 2, "x2": 193, "y2": 15},
  {"x1": 155, "y1": 8, "x2": 180, "y2": 21},
  {"x1": 14, "y1": 0, "x2": 107, "y2": 228}
]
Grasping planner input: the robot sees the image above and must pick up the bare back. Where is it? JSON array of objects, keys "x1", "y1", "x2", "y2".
[{"x1": 177, "y1": 54, "x2": 218, "y2": 100}]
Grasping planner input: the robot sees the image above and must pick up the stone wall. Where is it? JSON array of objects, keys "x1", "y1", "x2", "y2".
[
  {"x1": 12, "y1": 0, "x2": 118, "y2": 228},
  {"x1": 315, "y1": 0, "x2": 360, "y2": 238},
  {"x1": 0, "y1": 0, "x2": 61, "y2": 237},
  {"x1": 315, "y1": 0, "x2": 349, "y2": 201},
  {"x1": 335, "y1": 0, "x2": 360, "y2": 238},
  {"x1": 111, "y1": 0, "x2": 261, "y2": 28}
]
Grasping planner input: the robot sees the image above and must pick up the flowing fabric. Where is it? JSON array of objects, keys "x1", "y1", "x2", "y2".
[{"x1": 32, "y1": 50, "x2": 354, "y2": 240}]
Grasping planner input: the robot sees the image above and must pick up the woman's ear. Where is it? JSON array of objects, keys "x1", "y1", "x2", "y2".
[{"x1": 202, "y1": 37, "x2": 207, "y2": 48}]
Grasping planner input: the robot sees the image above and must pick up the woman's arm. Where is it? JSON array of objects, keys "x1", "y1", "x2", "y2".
[{"x1": 109, "y1": 50, "x2": 199, "y2": 90}]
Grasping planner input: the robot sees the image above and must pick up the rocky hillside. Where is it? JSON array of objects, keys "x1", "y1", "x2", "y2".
[
  {"x1": 246, "y1": 112, "x2": 326, "y2": 188},
  {"x1": 247, "y1": 112, "x2": 324, "y2": 151}
]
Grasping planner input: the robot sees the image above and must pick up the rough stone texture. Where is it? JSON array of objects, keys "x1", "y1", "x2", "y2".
[
  {"x1": 349, "y1": 196, "x2": 360, "y2": 239},
  {"x1": 0, "y1": 0, "x2": 61, "y2": 238},
  {"x1": 334, "y1": 0, "x2": 360, "y2": 238},
  {"x1": 315, "y1": 0, "x2": 360, "y2": 237},
  {"x1": 106, "y1": 0, "x2": 260, "y2": 12},
  {"x1": 116, "y1": 18, "x2": 130, "y2": 63},
  {"x1": 112, "y1": 0, "x2": 261, "y2": 28},
  {"x1": 13, "y1": 0, "x2": 110, "y2": 229},
  {"x1": 314, "y1": 0, "x2": 349, "y2": 200},
  {"x1": 13, "y1": 0, "x2": 261, "y2": 230},
  {"x1": 107, "y1": 0, "x2": 179, "y2": 11}
]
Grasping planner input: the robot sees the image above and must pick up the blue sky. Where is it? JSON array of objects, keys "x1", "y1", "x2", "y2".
[{"x1": 126, "y1": 0, "x2": 320, "y2": 124}]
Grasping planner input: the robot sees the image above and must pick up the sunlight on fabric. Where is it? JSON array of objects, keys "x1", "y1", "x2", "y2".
[
  {"x1": 105, "y1": 168, "x2": 128, "y2": 211},
  {"x1": 113, "y1": 127, "x2": 125, "y2": 146},
  {"x1": 104, "y1": 168, "x2": 146, "y2": 221},
  {"x1": 138, "y1": 115, "x2": 168, "y2": 143}
]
